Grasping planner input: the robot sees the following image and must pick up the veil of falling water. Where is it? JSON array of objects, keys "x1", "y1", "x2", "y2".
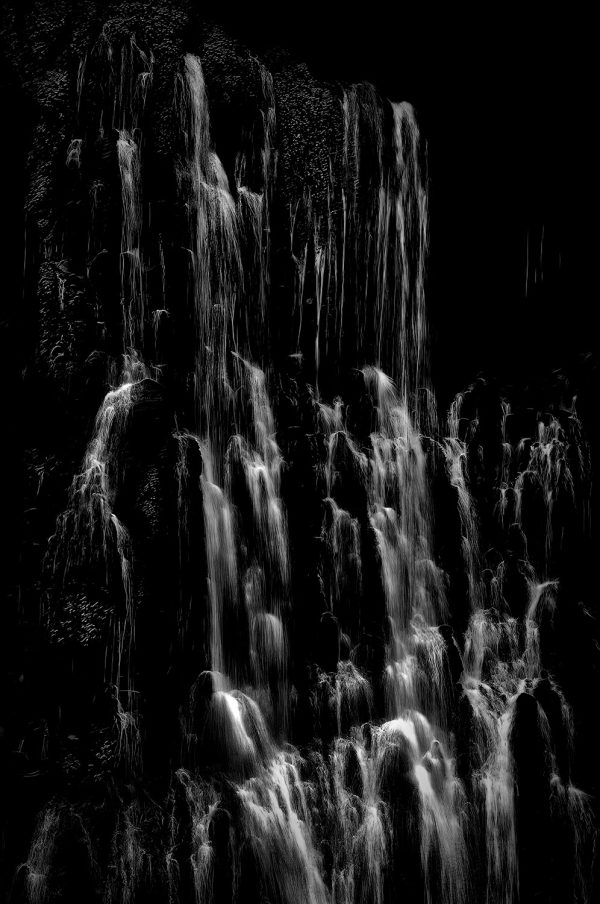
[{"x1": 20, "y1": 34, "x2": 596, "y2": 904}]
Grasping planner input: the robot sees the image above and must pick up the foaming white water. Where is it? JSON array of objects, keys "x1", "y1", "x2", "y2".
[
  {"x1": 237, "y1": 752, "x2": 329, "y2": 904},
  {"x1": 414, "y1": 753, "x2": 468, "y2": 904},
  {"x1": 378, "y1": 719, "x2": 468, "y2": 904}
]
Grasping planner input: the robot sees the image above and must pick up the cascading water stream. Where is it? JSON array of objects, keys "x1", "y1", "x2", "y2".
[
  {"x1": 177, "y1": 53, "x2": 242, "y2": 472},
  {"x1": 117, "y1": 132, "x2": 145, "y2": 351}
]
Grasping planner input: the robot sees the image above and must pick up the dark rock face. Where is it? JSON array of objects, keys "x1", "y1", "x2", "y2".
[{"x1": 1, "y1": 4, "x2": 599, "y2": 904}]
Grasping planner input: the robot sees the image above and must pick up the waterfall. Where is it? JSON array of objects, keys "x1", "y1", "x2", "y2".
[
  {"x1": 14, "y1": 25, "x2": 596, "y2": 904},
  {"x1": 177, "y1": 53, "x2": 242, "y2": 469},
  {"x1": 117, "y1": 132, "x2": 144, "y2": 350}
]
